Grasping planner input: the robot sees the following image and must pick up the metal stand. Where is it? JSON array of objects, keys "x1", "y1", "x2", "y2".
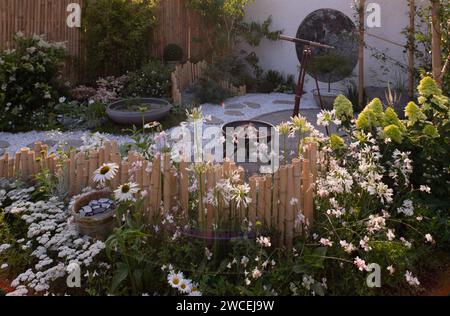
[{"x1": 293, "y1": 45, "x2": 329, "y2": 135}]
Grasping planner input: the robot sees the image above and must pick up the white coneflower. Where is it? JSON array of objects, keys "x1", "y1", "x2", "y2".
[
  {"x1": 167, "y1": 271, "x2": 184, "y2": 289},
  {"x1": 93, "y1": 163, "x2": 119, "y2": 185},
  {"x1": 114, "y1": 183, "x2": 140, "y2": 202}
]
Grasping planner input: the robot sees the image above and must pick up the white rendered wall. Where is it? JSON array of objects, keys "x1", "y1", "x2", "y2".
[{"x1": 242, "y1": 0, "x2": 423, "y2": 91}]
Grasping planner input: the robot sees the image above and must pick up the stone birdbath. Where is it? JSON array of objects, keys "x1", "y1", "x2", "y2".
[{"x1": 107, "y1": 98, "x2": 172, "y2": 125}]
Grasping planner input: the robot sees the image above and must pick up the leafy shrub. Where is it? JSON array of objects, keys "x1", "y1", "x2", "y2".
[
  {"x1": 54, "y1": 100, "x2": 107, "y2": 130},
  {"x1": 83, "y1": 0, "x2": 157, "y2": 80},
  {"x1": 163, "y1": 44, "x2": 183, "y2": 62},
  {"x1": 0, "y1": 33, "x2": 66, "y2": 132},
  {"x1": 123, "y1": 60, "x2": 172, "y2": 98},
  {"x1": 258, "y1": 70, "x2": 296, "y2": 93},
  {"x1": 193, "y1": 55, "x2": 247, "y2": 103},
  {"x1": 193, "y1": 78, "x2": 233, "y2": 104}
]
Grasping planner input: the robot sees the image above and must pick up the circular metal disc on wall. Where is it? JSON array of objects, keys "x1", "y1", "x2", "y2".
[{"x1": 296, "y1": 8, "x2": 358, "y2": 83}]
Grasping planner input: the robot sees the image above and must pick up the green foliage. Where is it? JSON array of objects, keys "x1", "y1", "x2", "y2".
[
  {"x1": 83, "y1": 0, "x2": 157, "y2": 80},
  {"x1": 413, "y1": 1, "x2": 449, "y2": 94},
  {"x1": 193, "y1": 55, "x2": 245, "y2": 103},
  {"x1": 188, "y1": 0, "x2": 251, "y2": 55},
  {"x1": 123, "y1": 60, "x2": 172, "y2": 98},
  {"x1": 258, "y1": 70, "x2": 296, "y2": 94},
  {"x1": 163, "y1": 44, "x2": 183, "y2": 62},
  {"x1": 54, "y1": 100, "x2": 107, "y2": 130},
  {"x1": 0, "y1": 33, "x2": 66, "y2": 132}
]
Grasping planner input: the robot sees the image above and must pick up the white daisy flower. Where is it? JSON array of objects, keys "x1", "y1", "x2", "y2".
[
  {"x1": 93, "y1": 163, "x2": 119, "y2": 185},
  {"x1": 167, "y1": 271, "x2": 184, "y2": 289},
  {"x1": 178, "y1": 279, "x2": 192, "y2": 294},
  {"x1": 114, "y1": 183, "x2": 140, "y2": 202}
]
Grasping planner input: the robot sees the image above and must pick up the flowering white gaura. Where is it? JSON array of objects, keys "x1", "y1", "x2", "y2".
[
  {"x1": 93, "y1": 163, "x2": 119, "y2": 185},
  {"x1": 114, "y1": 183, "x2": 140, "y2": 202}
]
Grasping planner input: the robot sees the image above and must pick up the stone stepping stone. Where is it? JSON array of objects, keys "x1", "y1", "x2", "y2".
[
  {"x1": 225, "y1": 103, "x2": 245, "y2": 110},
  {"x1": 244, "y1": 102, "x2": 261, "y2": 109},
  {"x1": 273, "y1": 100, "x2": 295, "y2": 105},
  {"x1": 207, "y1": 116, "x2": 224, "y2": 125},
  {"x1": 224, "y1": 110, "x2": 245, "y2": 117},
  {"x1": 0, "y1": 140, "x2": 10, "y2": 148}
]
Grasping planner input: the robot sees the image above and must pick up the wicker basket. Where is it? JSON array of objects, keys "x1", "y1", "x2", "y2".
[{"x1": 70, "y1": 190, "x2": 116, "y2": 241}]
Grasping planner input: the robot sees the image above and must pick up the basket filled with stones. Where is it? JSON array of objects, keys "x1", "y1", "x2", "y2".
[{"x1": 70, "y1": 190, "x2": 117, "y2": 240}]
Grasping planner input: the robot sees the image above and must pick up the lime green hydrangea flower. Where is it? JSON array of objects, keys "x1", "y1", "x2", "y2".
[
  {"x1": 422, "y1": 124, "x2": 440, "y2": 138},
  {"x1": 356, "y1": 98, "x2": 384, "y2": 131},
  {"x1": 329, "y1": 134, "x2": 345, "y2": 150},
  {"x1": 417, "y1": 76, "x2": 442, "y2": 98},
  {"x1": 383, "y1": 124, "x2": 403, "y2": 143},
  {"x1": 405, "y1": 101, "x2": 426, "y2": 126},
  {"x1": 383, "y1": 107, "x2": 406, "y2": 132},
  {"x1": 333, "y1": 94, "x2": 354, "y2": 122}
]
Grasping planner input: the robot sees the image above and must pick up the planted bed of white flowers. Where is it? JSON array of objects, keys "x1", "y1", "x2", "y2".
[{"x1": 0, "y1": 77, "x2": 448, "y2": 296}]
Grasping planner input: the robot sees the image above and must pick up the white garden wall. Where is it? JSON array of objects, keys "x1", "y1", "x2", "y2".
[{"x1": 243, "y1": 0, "x2": 425, "y2": 91}]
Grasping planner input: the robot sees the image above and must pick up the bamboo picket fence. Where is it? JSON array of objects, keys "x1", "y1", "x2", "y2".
[
  {"x1": 171, "y1": 60, "x2": 247, "y2": 104},
  {"x1": 0, "y1": 141, "x2": 317, "y2": 247}
]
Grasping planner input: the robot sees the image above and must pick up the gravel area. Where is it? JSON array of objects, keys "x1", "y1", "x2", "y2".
[{"x1": 0, "y1": 93, "x2": 319, "y2": 155}]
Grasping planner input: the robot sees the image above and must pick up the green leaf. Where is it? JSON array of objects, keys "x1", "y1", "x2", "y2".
[{"x1": 111, "y1": 262, "x2": 129, "y2": 293}]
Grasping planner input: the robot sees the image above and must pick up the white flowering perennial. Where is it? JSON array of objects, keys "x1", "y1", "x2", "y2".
[
  {"x1": 3, "y1": 188, "x2": 106, "y2": 296},
  {"x1": 167, "y1": 270, "x2": 202, "y2": 296}
]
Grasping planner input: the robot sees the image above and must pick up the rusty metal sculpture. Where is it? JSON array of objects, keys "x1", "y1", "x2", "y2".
[{"x1": 279, "y1": 34, "x2": 334, "y2": 122}]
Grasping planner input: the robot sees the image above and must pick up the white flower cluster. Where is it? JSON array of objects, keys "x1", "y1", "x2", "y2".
[{"x1": 3, "y1": 191, "x2": 106, "y2": 295}]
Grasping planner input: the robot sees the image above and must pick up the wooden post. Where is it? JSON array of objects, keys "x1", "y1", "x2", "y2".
[
  {"x1": 150, "y1": 155, "x2": 162, "y2": 216},
  {"x1": 286, "y1": 165, "x2": 295, "y2": 249},
  {"x1": 431, "y1": 0, "x2": 443, "y2": 87},
  {"x1": 69, "y1": 151, "x2": 76, "y2": 195},
  {"x1": 206, "y1": 168, "x2": 215, "y2": 232},
  {"x1": 408, "y1": 0, "x2": 416, "y2": 100},
  {"x1": 278, "y1": 166, "x2": 288, "y2": 245},
  {"x1": 272, "y1": 169, "x2": 280, "y2": 230},
  {"x1": 302, "y1": 159, "x2": 314, "y2": 227},
  {"x1": 249, "y1": 176, "x2": 257, "y2": 226},
  {"x1": 257, "y1": 176, "x2": 266, "y2": 223},
  {"x1": 292, "y1": 158, "x2": 302, "y2": 234},
  {"x1": 358, "y1": 0, "x2": 366, "y2": 108},
  {"x1": 163, "y1": 154, "x2": 171, "y2": 213},
  {"x1": 264, "y1": 174, "x2": 272, "y2": 228},
  {"x1": 179, "y1": 161, "x2": 189, "y2": 216}
]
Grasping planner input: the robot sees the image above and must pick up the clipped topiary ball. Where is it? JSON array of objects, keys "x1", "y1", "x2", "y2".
[{"x1": 163, "y1": 43, "x2": 183, "y2": 62}]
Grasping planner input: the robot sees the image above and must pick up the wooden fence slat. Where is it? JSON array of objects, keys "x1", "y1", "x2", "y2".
[{"x1": 0, "y1": 141, "x2": 319, "y2": 247}]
